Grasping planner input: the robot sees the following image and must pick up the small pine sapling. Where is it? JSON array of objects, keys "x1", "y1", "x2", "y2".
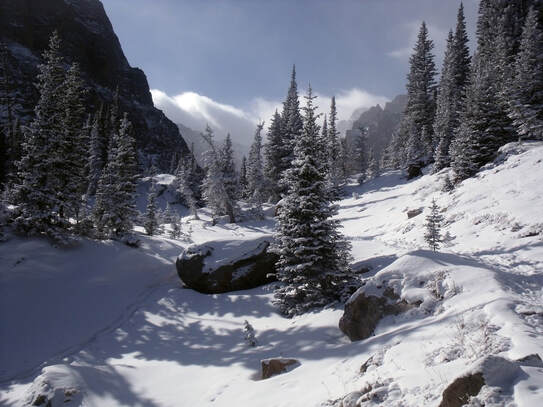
[
  {"x1": 424, "y1": 198, "x2": 444, "y2": 251},
  {"x1": 441, "y1": 174, "x2": 454, "y2": 192},
  {"x1": 243, "y1": 320, "x2": 257, "y2": 347},
  {"x1": 169, "y1": 213, "x2": 182, "y2": 239}
]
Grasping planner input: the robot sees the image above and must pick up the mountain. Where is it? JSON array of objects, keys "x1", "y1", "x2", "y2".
[
  {"x1": 346, "y1": 94, "x2": 407, "y2": 159},
  {"x1": 0, "y1": 0, "x2": 192, "y2": 171}
]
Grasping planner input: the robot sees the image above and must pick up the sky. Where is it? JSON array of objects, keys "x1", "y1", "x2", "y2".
[{"x1": 101, "y1": 0, "x2": 479, "y2": 145}]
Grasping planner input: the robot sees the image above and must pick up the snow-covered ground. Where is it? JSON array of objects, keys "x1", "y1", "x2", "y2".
[{"x1": 1, "y1": 142, "x2": 542, "y2": 406}]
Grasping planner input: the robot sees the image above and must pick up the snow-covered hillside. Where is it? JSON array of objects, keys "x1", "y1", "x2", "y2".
[{"x1": 1, "y1": 142, "x2": 542, "y2": 407}]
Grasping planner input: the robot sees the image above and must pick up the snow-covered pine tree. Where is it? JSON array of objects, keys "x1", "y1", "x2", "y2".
[
  {"x1": 278, "y1": 65, "x2": 303, "y2": 195},
  {"x1": 169, "y1": 211, "x2": 182, "y2": 239},
  {"x1": 144, "y1": 179, "x2": 159, "y2": 236},
  {"x1": 424, "y1": 198, "x2": 444, "y2": 251},
  {"x1": 433, "y1": 31, "x2": 455, "y2": 173},
  {"x1": 365, "y1": 147, "x2": 379, "y2": 180},
  {"x1": 201, "y1": 126, "x2": 236, "y2": 223},
  {"x1": 239, "y1": 156, "x2": 248, "y2": 199},
  {"x1": 246, "y1": 122, "x2": 266, "y2": 218},
  {"x1": 86, "y1": 104, "x2": 109, "y2": 196},
  {"x1": 405, "y1": 122, "x2": 426, "y2": 179},
  {"x1": 58, "y1": 62, "x2": 88, "y2": 223},
  {"x1": 13, "y1": 31, "x2": 68, "y2": 238},
  {"x1": 508, "y1": 6, "x2": 543, "y2": 141},
  {"x1": 398, "y1": 22, "x2": 437, "y2": 170},
  {"x1": 273, "y1": 85, "x2": 353, "y2": 317},
  {"x1": 93, "y1": 113, "x2": 138, "y2": 239},
  {"x1": 220, "y1": 133, "x2": 237, "y2": 223},
  {"x1": 175, "y1": 157, "x2": 199, "y2": 219},
  {"x1": 263, "y1": 110, "x2": 283, "y2": 202},
  {"x1": 327, "y1": 96, "x2": 344, "y2": 194}
]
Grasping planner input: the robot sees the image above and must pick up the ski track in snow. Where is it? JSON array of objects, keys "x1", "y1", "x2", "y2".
[{"x1": 1, "y1": 142, "x2": 542, "y2": 406}]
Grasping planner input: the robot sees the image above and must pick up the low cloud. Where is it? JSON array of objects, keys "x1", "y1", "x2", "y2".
[
  {"x1": 387, "y1": 21, "x2": 448, "y2": 62},
  {"x1": 151, "y1": 87, "x2": 389, "y2": 147}
]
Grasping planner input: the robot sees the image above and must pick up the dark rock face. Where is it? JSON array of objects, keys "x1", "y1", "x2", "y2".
[
  {"x1": 339, "y1": 287, "x2": 419, "y2": 341},
  {"x1": 260, "y1": 358, "x2": 300, "y2": 380},
  {"x1": 176, "y1": 237, "x2": 278, "y2": 294},
  {"x1": 438, "y1": 373, "x2": 485, "y2": 407},
  {"x1": 0, "y1": 0, "x2": 191, "y2": 170},
  {"x1": 407, "y1": 208, "x2": 423, "y2": 219}
]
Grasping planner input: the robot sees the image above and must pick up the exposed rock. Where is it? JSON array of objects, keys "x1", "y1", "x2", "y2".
[
  {"x1": 339, "y1": 288, "x2": 419, "y2": 341},
  {"x1": 0, "y1": 0, "x2": 193, "y2": 171},
  {"x1": 438, "y1": 372, "x2": 485, "y2": 407},
  {"x1": 261, "y1": 358, "x2": 300, "y2": 380},
  {"x1": 176, "y1": 236, "x2": 277, "y2": 294},
  {"x1": 406, "y1": 208, "x2": 423, "y2": 219}
]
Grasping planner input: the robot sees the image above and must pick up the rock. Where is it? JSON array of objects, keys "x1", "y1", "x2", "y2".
[
  {"x1": 260, "y1": 358, "x2": 300, "y2": 379},
  {"x1": 438, "y1": 372, "x2": 485, "y2": 407},
  {"x1": 339, "y1": 288, "x2": 418, "y2": 341},
  {"x1": 516, "y1": 353, "x2": 543, "y2": 368},
  {"x1": 407, "y1": 208, "x2": 423, "y2": 219},
  {"x1": 176, "y1": 236, "x2": 277, "y2": 294},
  {"x1": 0, "y1": 0, "x2": 194, "y2": 172}
]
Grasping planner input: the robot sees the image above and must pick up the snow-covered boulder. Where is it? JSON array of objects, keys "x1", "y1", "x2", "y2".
[
  {"x1": 339, "y1": 286, "x2": 418, "y2": 341},
  {"x1": 176, "y1": 236, "x2": 277, "y2": 293}
]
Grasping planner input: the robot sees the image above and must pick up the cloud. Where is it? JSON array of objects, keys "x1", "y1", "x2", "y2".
[
  {"x1": 387, "y1": 21, "x2": 449, "y2": 62},
  {"x1": 151, "y1": 87, "x2": 389, "y2": 147}
]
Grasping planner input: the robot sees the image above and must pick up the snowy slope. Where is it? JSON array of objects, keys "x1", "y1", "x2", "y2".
[{"x1": 1, "y1": 142, "x2": 542, "y2": 407}]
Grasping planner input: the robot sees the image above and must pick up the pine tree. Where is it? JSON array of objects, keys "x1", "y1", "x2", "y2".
[
  {"x1": 58, "y1": 63, "x2": 87, "y2": 222},
  {"x1": 239, "y1": 155, "x2": 248, "y2": 198},
  {"x1": 327, "y1": 96, "x2": 344, "y2": 193},
  {"x1": 87, "y1": 104, "x2": 109, "y2": 196},
  {"x1": 144, "y1": 179, "x2": 159, "y2": 236},
  {"x1": 220, "y1": 134, "x2": 237, "y2": 222},
  {"x1": 278, "y1": 65, "x2": 303, "y2": 195},
  {"x1": 264, "y1": 110, "x2": 283, "y2": 202},
  {"x1": 246, "y1": 122, "x2": 266, "y2": 217},
  {"x1": 273, "y1": 85, "x2": 353, "y2": 317},
  {"x1": 93, "y1": 113, "x2": 138, "y2": 239},
  {"x1": 13, "y1": 31, "x2": 68, "y2": 238},
  {"x1": 398, "y1": 22, "x2": 437, "y2": 171},
  {"x1": 365, "y1": 147, "x2": 379, "y2": 180},
  {"x1": 169, "y1": 212, "x2": 182, "y2": 239},
  {"x1": 508, "y1": 6, "x2": 543, "y2": 140},
  {"x1": 424, "y1": 198, "x2": 444, "y2": 251},
  {"x1": 175, "y1": 157, "x2": 199, "y2": 219}
]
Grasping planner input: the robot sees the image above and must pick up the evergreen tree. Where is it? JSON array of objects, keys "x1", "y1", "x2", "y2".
[
  {"x1": 87, "y1": 104, "x2": 108, "y2": 196},
  {"x1": 365, "y1": 147, "x2": 379, "y2": 180},
  {"x1": 239, "y1": 155, "x2": 248, "y2": 198},
  {"x1": 13, "y1": 31, "x2": 67, "y2": 238},
  {"x1": 278, "y1": 65, "x2": 303, "y2": 195},
  {"x1": 144, "y1": 180, "x2": 159, "y2": 236},
  {"x1": 175, "y1": 157, "x2": 199, "y2": 219},
  {"x1": 0, "y1": 42, "x2": 14, "y2": 186},
  {"x1": 58, "y1": 62, "x2": 87, "y2": 222},
  {"x1": 273, "y1": 85, "x2": 352, "y2": 317},
  {"x1": 93, "y1": 113, "x2": 138, "y2": 238},
  {"x1": 220, "y1": 133, "x2": 237, "y2": 222},
  {"x1": 169, "y1": 212, "x2": 182, "y2": 239},
  {"x1": 327, "y1": 96, "x2": 344, "y2": 193},
  {"x1": 246, "y1": 122, "x2": 266, "y2": 217},
  {"x1": 264, "y1": 110, "x2": 283, "y2": 201},
  {"x1": 508, "y1": 6, "x2": 543, "y2": 140},
  {"x1": 424, "y1": 198, "x2": 444, "y2": 251},
  {"x1": 398, "y1": 22, "x2": 437, "y2": 172}
]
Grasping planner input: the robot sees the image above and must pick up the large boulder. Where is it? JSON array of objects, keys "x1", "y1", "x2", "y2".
[
  {"x1": 339, "y1": 287, "x2": 419, "y2": 341},
  {"x1": 176, "y1": 236, "x2": 278, "y2": 294}
]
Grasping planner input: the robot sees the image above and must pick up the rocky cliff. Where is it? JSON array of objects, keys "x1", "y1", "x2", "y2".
[{"x1": 0, "y1": 0, "x2": 191, "y2": 171}]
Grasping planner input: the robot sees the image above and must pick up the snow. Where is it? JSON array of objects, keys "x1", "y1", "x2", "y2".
[{"x1": 1, "y1": 141, "x2": 542, "y2": 406}]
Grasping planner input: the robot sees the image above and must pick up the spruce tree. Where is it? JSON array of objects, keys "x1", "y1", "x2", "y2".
[
  {"x1": 220, "y1": 134, "x2": 237, "y2": 223},
  {"x1": 508, "y1": 7, "x2": 543, "y2": 140},
  {"x1": 365, "y1": 147, "x2": 379, "y2": 180},
  {"x1": 93, "y1": 113, "x2": 138, "y2": 239},
  {"x1": 239, "y1": 155, "x2": 248, "y2": 198},
  {"x1": 144, "y1": 180, "x2": 159, "y2": 236},
  {"x1": 175, "y1": 157, "x2": 199, "y2": 219},
  {"x1": 246, "y1": 122, "x2": 266, "y2": 217},
  {"x1": 398, "y1": 22, "x2": 437, "y2": 172},
  {"x1": 13, "y1": 31, "x2": 67, "y2": 238},
  {"x1": 87, "y1": 104, "x2": 108, "y2": 196},
  {"x1": 273, "y1": 85, "x2": 352, "y2": 317},
  {"x1": 264, "y1": 110, "x2": 283, "y2": 201},
  {"x1": 424, "y1": 198, "x2": 444, "y2": 251},
  {"x1": 327, "y1": 96, "x2": 344, "y2": 193}
]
